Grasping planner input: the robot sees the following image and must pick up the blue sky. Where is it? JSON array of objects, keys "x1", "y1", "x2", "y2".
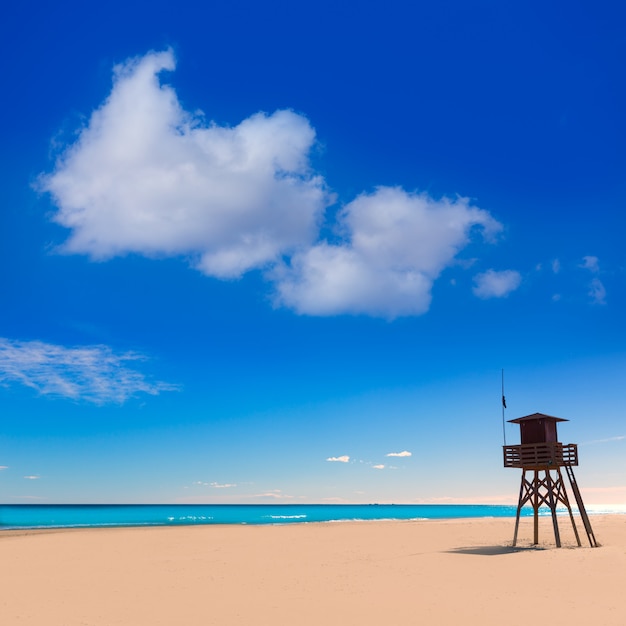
[{"x1": 1, "y1": 0, "x2": 624, "y2": 504}]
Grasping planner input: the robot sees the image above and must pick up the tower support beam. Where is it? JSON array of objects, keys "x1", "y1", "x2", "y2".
[{"x1": 512, "y1": 467, "x2": 582, "y2": 548}]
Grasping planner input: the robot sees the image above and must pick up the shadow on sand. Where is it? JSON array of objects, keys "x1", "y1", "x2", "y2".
[{"x1": 447, "y1": 545, "x2": 546, "y2": 556}]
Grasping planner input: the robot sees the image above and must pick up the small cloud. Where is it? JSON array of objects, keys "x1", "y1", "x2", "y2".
[
  {"x1": 372, "y1": 464, "x2": 385, "y2": 470},
  {"x1": 577, "y1": 257, "x2": 606, "y2": 304},
  {"x1": 551, "y1": 259, "x2": 560, "y2": 274},
  {"x1": 0, "y1": 465, "x2": 8, "y2": 470},
  {"x1": 386, "y1": 450, "x2": 412, "y2": 457},
  {"x1": 580, "y1": 256, "x2": 600, "y2": 273},
  {"x1": 0, "y1": 337, "x2": 177, "y2": 405},
  {"x1": 582, "y1": 435, "x2": 625, "y2": 445},
  {"x1": 588, "y1": 278, "x2": 606, "y2": 305},
  {"x1": 326, "y1": 455, "x2": 350, "y2": 463},
  {"x1": 456, "y1": 258, "x2": 478, "y2": 270},
  {"x1": 254, "y1": 490, "x2": 295, "y2": 499},
  {"x1": 24, "y1": 475, "x2": 40, "y2": 480},
  {"x1": 192, "y1": 481, "x2": 237, "y2": 488},
  {"x1": 552, "y1": 293, "x2": 561, "y2": 302},
  {"x1": 472, "y1": 269, "x2": 521, "y2": 299}
]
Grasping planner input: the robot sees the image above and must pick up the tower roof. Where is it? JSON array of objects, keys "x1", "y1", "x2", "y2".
[{"x1": 508, "y1": 412, "x2": 568, "y2": 424}]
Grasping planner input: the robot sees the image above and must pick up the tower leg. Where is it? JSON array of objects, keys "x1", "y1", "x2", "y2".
[
  {"x1": 512, "y1": 470, "x2": 526, "y2": 547},
  {"x1": 545, "y1": 469, "x2": 561, "y2": 548},
  {"x1": 565, "y1": 465, "x2": 599, "y2": 547},
  {"x1": 556, "y1": 467, "x2": 581, "y2": 547},
  {"x1": 533, "y1": 470, "x2": 539, "y2": 545}
]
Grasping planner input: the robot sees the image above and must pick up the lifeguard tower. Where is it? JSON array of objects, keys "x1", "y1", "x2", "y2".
[{"x1": 503, "y1": 412, "x2": 598, "y2": 548}]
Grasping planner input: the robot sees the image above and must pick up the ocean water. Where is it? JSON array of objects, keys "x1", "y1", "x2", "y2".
[
  {"x1": 1, "y1": 503, "x2": 622, "y2": 530},
  {"x1": 0, "y1": 503, "x2": 570, "y2": 530}
]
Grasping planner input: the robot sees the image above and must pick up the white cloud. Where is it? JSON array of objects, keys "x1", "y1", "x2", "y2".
[
  {"x1": 582, "y1": 435, "x2": 625, "y2": 445},
  {"x1": 472, "y1": 269, "x2": 521, "y2": 299},
  {"x1": 386, "y1": 450, "x2": 412, "y2": 457},
  {"x1": 0, "y1": 337, "x2": 176, "y2": 404},
  {"x1": 372, "y1": 464, "x2": 385, "y2": 469},
  {"x1": 326, "y1": 455, "x2": 350, "y2": 463},
  {"x1": 580, "y1": 255, "x2": 600, "y2": 273},
  {"x1": 577, "y1": 257, "x2": 606, "y2": 304},
  {"x1": 39, "y1": 49, "x2": 331, "y2": 279},
  {"x1": 588, "y1": 278, "x2": 607, "y2": 305},
  {"x1": 551, "y1": 259, "x2": 560, "y2": 273},
  {"x1": 254, "y1": 490, "x2": 295, "y2": 499},
  {"x1": 39, "y1": 50, "x2": 507, "y2": 319},
  {"x1": 0, "y1": 466, "x2": 8, "y2": 470},
  {"x1": 193, "y1": 480, "x2": 237, "y2": 489},
  {"x1": 274, "y1": 187, "x2": 502, "y2": 318},
  {"x1": 24, "y1": 475, "x2": 40, "y2": 480}
]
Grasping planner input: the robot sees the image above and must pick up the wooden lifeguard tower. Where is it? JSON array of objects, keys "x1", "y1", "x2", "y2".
[{"x1": 503, "y1": 412, "x2": 598, "y2": 548}]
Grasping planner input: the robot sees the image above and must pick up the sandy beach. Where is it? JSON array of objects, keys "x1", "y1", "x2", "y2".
[{"x1": 1, "y1": 515, "x2": 625, "y2": 625}]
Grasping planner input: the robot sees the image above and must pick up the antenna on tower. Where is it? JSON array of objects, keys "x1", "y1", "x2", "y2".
[{"x1": 501, "y1": 369, "x2": 507, "y2": 446}]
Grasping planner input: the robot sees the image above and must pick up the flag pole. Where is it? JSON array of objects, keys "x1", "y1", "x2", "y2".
[{"x1": 501, "y1": 368, "x2": 507, "y2": 446}]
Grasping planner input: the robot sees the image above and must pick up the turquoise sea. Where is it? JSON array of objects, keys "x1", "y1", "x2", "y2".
[
  {"x1": 0, "y1": 504, "x2": 625, "y2": 531},
  {"x1": 0, "y1": 504, "x2": 518, "y2": 529},
  {"x1": 2, "y1": 503, "x2": 621, "y2": 530}
]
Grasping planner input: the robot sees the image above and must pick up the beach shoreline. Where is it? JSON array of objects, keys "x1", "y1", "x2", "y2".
[{"x1": 1, "y1": 515, "x2": 624, "y2": 625}]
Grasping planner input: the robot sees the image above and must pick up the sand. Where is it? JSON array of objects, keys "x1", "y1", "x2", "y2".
[{"x1": 1, "y1": 515, "x2": 625, "y2": 625}]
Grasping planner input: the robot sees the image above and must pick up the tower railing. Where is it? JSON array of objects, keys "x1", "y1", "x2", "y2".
[{"x1": 503, "y1": 442, "x2": 578, "y2": 469}]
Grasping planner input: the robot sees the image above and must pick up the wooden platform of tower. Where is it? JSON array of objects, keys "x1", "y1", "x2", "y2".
[{"x1": 503, "y1": 412, "x2": 598, "y2": 548}]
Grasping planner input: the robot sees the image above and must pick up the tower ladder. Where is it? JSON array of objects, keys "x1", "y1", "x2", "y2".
[{"x1": 564, "y1": 464, "x2": 599, "y2": 547}]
